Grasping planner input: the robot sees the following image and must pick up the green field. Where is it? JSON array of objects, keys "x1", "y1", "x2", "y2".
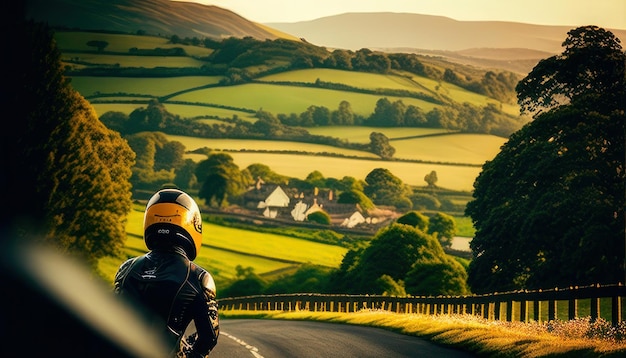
[
  {"x1": 100, "y1": 207, "x2": 348, "y2": 287},
  {"x1": 54, "y1": 31, "x2": 213, "y2": 57},
  {"x1": 185, "y1": 151, "x2": 482, "y2": 191},
  {"x1": 70, "y1": 76, "x2": 223, "y2": 97},
  {"x1": 63, "y1": 53, "x2": 209, "y2": 68},
  {"x1": 306, "y1": 126, "x2": 454, "y2": 142},
  {"x1": 165, "y1": 135, "x2": 379, "y2": 158},
  {"x1": 169, "y1": 83, "x2": 441, "y2": 116},
  {"x1": 260, "y1": 68, "x2": 519, "y2": 116}
]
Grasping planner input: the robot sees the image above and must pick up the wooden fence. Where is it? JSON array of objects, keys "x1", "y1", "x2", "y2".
[{"x1": 218, "y1": 283, "x2": 626, "y2": 325}]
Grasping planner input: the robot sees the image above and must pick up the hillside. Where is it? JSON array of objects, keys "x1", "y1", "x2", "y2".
[
  {"x1": 25, "y1": 0, "x2": 298, "y2": 41},
  {"x1": 26, "y1": 0, "x2": 626, "y2": 75}
]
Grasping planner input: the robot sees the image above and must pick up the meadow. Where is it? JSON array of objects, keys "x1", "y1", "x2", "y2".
[
  {"x1": 98, "y1": 206, "x2": 348, "y2": 286},
  {"x1": 260, "y1": 68, "x2": 520, "y2": 116}
]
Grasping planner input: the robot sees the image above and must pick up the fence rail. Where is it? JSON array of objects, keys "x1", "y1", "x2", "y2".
[{"x1": 218, "y1": 283, "x2": 626, "y2": 325}]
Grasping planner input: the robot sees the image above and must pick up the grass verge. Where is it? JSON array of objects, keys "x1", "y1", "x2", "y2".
[{"x1": 220, "y1": 310, "x2": 626, "y2": 357}]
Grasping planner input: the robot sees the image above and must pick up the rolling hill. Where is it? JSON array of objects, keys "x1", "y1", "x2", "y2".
[
  {"x1": 25, "y1": 0, "x2": 298, "y2": 41},
  {"x1": 26, "y1": 0, "x2": 626, "y2": 75}
]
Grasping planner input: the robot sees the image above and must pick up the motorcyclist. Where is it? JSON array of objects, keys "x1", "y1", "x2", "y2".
[{"x1": 114, "y1": 187, "x2": 219, "y2": 357}]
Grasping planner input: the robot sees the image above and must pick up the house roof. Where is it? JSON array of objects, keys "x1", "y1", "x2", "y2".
[{"x1": 263, "y1": 186, "x2": 290, "y2": 207}]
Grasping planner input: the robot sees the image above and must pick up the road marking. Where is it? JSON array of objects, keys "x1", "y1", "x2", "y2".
[{"x1": 221, "y1": 331, "x2": 264, "y2": 358}]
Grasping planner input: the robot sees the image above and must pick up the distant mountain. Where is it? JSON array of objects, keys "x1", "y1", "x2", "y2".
[
  {"x1": 267, "y1": 12, "x2": 626, "y2": 54},
  {"x1": 25, "y1": 0, "x2": 296, "y2": 41}
]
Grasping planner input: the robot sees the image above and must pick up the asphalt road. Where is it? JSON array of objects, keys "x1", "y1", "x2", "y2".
[{"x1": 208, "y1": 319, "x2": 475, "y2": 357}]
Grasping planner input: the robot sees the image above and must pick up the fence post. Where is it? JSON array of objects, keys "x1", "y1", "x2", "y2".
[
  {"x1": 590, "y1": 297, "x2": 600, "y2": 322},
  {"x1": 548, "y1": 298, "x2": 557, "y2": 321},
  {"x1": 612, "y1": 295, "x2": 622, "y2": 326},
  {"x1": 506, "y1": 301, "x2": 513, "y2": 322}
]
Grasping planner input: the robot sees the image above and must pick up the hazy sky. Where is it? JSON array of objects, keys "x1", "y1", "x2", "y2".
[{"x1": 184, "y1": 0, "x2": 626, "y2": 30}]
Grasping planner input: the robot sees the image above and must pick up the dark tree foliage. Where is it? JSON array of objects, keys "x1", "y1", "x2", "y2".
[
  {"x1": 516, "y1": 26, "x2": 625, "y2": 117},
  {"x1": 196, "y1": 153, "x2": 249, "y2": 207},
  {"x1": 331, "y1": 223, "x2": 467, "y2": 295},
  {"x1": 427, "y1": 212, "x2": 457, "y2": 248},
  {"x1": 396, "y1": 211, "x2": 429, "y2": 232},
  {"x1": 369, "y1": 132, "x2": 396, "y2": 159},
  {"x1": 364, "y1": 168, "x2": 410, "y2": 206},
  {"x1": 307, "y1": 211, "x2": 331, "y2": 225},
  {"x1": 467, "y1": 26, "x2": 626, "y2": 293},
  {"x1": 6, "y1": 21, "x2": 134, "y2": 266}
]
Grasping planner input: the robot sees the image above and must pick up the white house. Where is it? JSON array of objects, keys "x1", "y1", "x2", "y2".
[{"x1": 257, "y1": 186, "x2": 290, "y2": 218}]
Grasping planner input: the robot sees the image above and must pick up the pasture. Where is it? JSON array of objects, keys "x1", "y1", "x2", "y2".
[
  {"x1": 165, "y1": 135, "x2": 379, "y2": 158},
  {"x1": 70, "y1": 76, "x2": 223, "y2": 98},
  {"x1": 260, "y1": 68, "x2": 519, "y2": 116},
  {"x1": 54, "y1": 31, "x2": 213, "y2": 57},
  {"x1": 63, "y1": 53, "x2": 209, "y2": 68},
  {"x1": 185, "y1": 151, "x2": 482, "y2": 191},
  {"x1": 168, "y1": 83, "x2": 441, "y2": 116},
  {"x1": 99, "y1": 206, "x2": 348, "y2": 285},
  {"x1": 166, "y1": 132, "x2": 497, "y2": 190},
  {"x1": 305, "y1": 126, "x2": 454, "y2": 143}
]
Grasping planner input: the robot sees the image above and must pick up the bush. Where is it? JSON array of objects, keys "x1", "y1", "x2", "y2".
[{"x1": 307, "y1": 211, "x2": 331, "y2": 225}]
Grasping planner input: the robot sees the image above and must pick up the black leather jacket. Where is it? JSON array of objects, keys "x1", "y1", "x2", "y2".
[{"x1": 114, "y1": 247, "x2": 219, "y2": 357}]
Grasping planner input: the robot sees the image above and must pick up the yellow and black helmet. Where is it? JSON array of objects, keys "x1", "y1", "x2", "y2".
[{"x1": 143, "y1": 188, "x2": 203, "y2": 260}]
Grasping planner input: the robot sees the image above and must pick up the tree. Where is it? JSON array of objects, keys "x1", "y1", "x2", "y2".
[
  {"x1": 466, "y1": 26, "x2": 626, "y2": 293},
  {"x1": 196, "y1": 153, "x2": 248, "y2": 207},
  {"x1": 6, "y1": 21, "x2": 134, "y2": 267},
  {"x1": 307, "y1": 211, "x2": 331, "y2": 225},
  {"x1": 335, "y1": 223, "x2": 466, "y2": 295},
  {"x1": 337, "y1": 189, "x2": 375, "y2": 211},
  {"x1": 364, "y1": 168, "x2": 410, "y2": 206},
  {"x1": 404, "y1": 257, "x2": 469, "y2": 296},
  {"x1": 173, "y1": 159, "x2": 198, "y2": 190},
  {"x1": 369, "y1": 132, "x2": 395, "y2": 159},
  {"x1": 516, "y1": 26, "x2": 625, "y2": 117},
  {"x1": 427, "y1": 212, "x2": 457, "y2": 248},
  {"x1": 396, "y1": 211, "x2": 429, "y2": 232},
  {"x1": 424, "y1": 170, "x2": 438, "y2": 188},
  {"x1": 86, "y1": 40, "x2": 108, "y2": 52}
]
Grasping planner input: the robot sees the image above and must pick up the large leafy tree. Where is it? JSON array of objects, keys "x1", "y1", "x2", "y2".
[
  {"x1": 363, "y1": 168, "x2": 411, "y2": 206},
  {"x1": 466, "y1": 26, "x2": 626, "y2": 293},
  {"x1": 196, "y1": 153, "x2": 250, "y2": 207},
  {"x1": 6, "y1": 20, "x2": 135, "y2": 266},
  {"x1": 332, "y1": 223, "x2": 468, "y2": 295}
]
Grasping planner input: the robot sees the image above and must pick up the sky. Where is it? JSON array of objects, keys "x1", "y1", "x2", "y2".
[{"x1": 184, "y1": 0, "x2": 626, "y2": 30}]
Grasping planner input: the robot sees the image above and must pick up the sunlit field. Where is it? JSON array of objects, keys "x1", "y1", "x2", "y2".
[
  {"x1": 165, "y1": 135, "x2": 379, "y2": 158},
  {"x1": 260, "y1": 68, "x2": 518, "y2": 115},
  {"x1": 186, "y1": 151, "x2": 482, "y2": 191},
  {"x1": 91, "y1": 103, "x2": 146, "y2": 115},
  {"x1": 158, "y1": 104, "x2": 255, "y2": 120},
  {"x1": 203, "y1": 223, "x2": 347, "y2": 267},
  {"x1": 70, "y1": 76, "x2": 223, "y2": 97},
  {"x1": 169, "y1": 83, "x2": 441, "y2": 116},
  {"x1": 305, "y1": 126, "x2": 454, "y2": 143},
  {"x1": 54, "y1": 31, "x2": 213, "y2": 57},
  {"x1": 98, "y1": 206, "x2": 347, "y2": 285},
  {"x1": 63, "y1": 53, "x2": 209, "y2": 68},
  {"x1": 391, "y1": 133, "x2": 506, "y2": 164}
]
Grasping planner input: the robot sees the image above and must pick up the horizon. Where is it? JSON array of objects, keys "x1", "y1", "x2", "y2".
[{"x1": 184, "y1": 0, "x2": 626, "y2": 30}]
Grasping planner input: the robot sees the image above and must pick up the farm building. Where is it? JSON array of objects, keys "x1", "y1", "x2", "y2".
[{"x1": 257, "y1": 185, "x2": 290, "y2": 218}]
